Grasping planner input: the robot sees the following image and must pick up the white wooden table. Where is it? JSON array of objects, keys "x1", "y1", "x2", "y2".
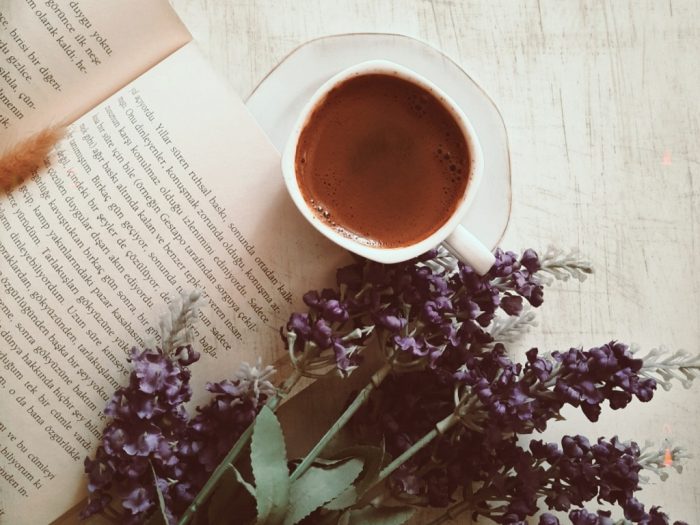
[{"x1": 63, "y1": 1, "x2": 700, "y2": 523}]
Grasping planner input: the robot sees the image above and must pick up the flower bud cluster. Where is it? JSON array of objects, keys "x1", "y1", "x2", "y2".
[
  {"x1": 285, "y1": 249, "x2": 544, "y2": 377},
  {"x1": 82, "y1": 348, "x2": 274, "y2": 523}
]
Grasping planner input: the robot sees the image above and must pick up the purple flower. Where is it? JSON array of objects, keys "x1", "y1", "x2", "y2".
[
  {"x1": 569, "y1": 509, "x2": 613, "y2": 525},
  {"x1": 174, "y1": 344, "x2": 200, "y2": 366},
  {"x1": 79, "y1": 491, "x2": 111, "y2": 520},
  {"x1": 393, "y1": 335, "x2": 428, "y2": 357},
  {"x1": 122, "y1": 426, "x2": 162, "y2": 456},
  {"x1": 287, "y1": 312, "x2": 311, "y2": 337},
  {"x1": 302, "y1": 290, "x2": 321, "y2": 308},
  {"x1": 422, "y1": 296, "x2": 453, "y2": 324},
  {"x1": 303, "y1": 290, "x2": 349, "y2": 323},
  {"x1": 491, "y1": 250, "x2": 518, "y2": 277},
  {"x1": 322, "y1": 299, "x2": 349, "y2": 322},
  {"x1": 132, "y1": 350, "x2": 171, "y2": 394},
  {"x1": 635, "y1": 377, "x2": 657, "y2": 402},
  {"x1": 520, "y1": 249, "x2": 541, "y2": 273},
  {"x1": 501, "y1": 294, "x2": 523, "y2": 315},
  {"x1": 103, "y1": 425, "x2": 128, "y2": 455},
  {"x1": 123, "y1": 486, "x2": 153, "y2": 515},
  {"x1": 525, "y1": 348, "x2": 553, "y2": 382},
  {"x1": 376, "y1": 311, "x2": 407, "y2": 332},
  {"x1": 625, "y1": 497, "x2": 648, "y2": 521},
  {"x1": 83, "y1": 450, "x2": 114, "y2": 492},
  {"x1": 562, "y1": 435, "x2": 587, "y2": 459},
  {"x1": 310, "y1": 319, "x2": 333, "y2": 349},
  {"x1": 207, "y1": 379, "x2": 241, "y2": 397},
  {"x1": 333, "y1": 339, "x2": 361, "y2": 376},
  {"x1": 530, "y1": 440, "x2": 562, "y2": 463}
]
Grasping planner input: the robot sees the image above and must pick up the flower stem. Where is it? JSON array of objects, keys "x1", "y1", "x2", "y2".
[
  {"x1": 177, "y1": 421, "x2": 254, "y2": 524},
  {"x1": 370, "y1": 413, "x2": 459, "y2": 492},
  {"x1": 279, "y1": 368, "x2": 305, "y2": 398},
  {"x1": 177, "y1": 368, "x2": 303, "y2": 525},
  {"x1": 289, "y1": 362, "x2": 393, "y2": 482}
]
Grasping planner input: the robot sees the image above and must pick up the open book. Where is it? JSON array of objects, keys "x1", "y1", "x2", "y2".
[{"x1": 0, "y1": 2, "x2": 348, "y2": 523}]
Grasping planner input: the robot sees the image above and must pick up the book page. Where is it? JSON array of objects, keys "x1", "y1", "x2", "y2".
[
  {"x1": 0, "y1": 42, "x2": 348, "y2": 524},
  {"x1": 0, "y1": 0, "x2": 190, "y2": 147}
]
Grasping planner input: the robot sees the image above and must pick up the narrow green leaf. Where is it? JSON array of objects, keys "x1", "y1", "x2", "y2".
[
  {"x1": 150, "y1": 463, "x2": 169, "y2": 525},
  {"x1": 208, "y1": 465, "x2": 256, "y2": 525},
  {"x1": 347, "y1": 505, "x2": 415, "y2": 525},
  {"x1": 251, "y1": 406, "x2": 290, "y2": 524},
  {"x1": 307, "y1": 457, "x2": 354, "y2": 469},
  {"x1": 283, "y1": 458, "x2": 363, "y2": 525}
]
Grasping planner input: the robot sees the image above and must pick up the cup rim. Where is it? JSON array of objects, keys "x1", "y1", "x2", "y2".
[{"x1": 281, "y1": 59, "x2": 484, "y2": 264}]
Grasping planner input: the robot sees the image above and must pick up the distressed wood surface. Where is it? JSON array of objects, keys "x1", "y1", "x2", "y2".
[{"x1": 59, "y1": 1, "x2": 700, "y2": 523}]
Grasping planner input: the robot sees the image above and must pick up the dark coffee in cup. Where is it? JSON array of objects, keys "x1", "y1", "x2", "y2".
[{"x1": 295, "y1": 73, "x2": 470, "y2": 248}]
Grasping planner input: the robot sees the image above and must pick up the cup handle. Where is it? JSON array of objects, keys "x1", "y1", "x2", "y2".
[{"x1": 443, "y1": 225, "x2": 496, "y2": 276}]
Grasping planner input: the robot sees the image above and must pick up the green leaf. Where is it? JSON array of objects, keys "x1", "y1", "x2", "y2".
[
  {"x1": 208, "y1": 466, "x2": 256, "y2": 525},
  {"x1": 324, "y1": 486, "x2": 358, "y2": 512},
  {"x1": 325, "y1": 446, "x2": 385, "y2": 510},
  {"x1": 346, "y1": 505, "x2": 415, "y2": 525},
  {"x1": 283, "y1": 458, "x2": 363, "y2": 525},
  {"x1": 308, "y1": 457, "x2": 356, "y2": 469},
  {"x1": 149, "y1": 463, "x2": 169, "y2": 525},
  {"x1": 251, "y1": 406, "x2": 290, "y2": 524}
]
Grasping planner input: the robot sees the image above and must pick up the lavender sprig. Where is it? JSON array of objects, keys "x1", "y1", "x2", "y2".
[
  {"x1": 282, "y1": 249, "x2": 550, "y2": 491},
  {"x1": 538, "y1": 246, "x2": 593, "y2": 284},
  {"x1": 638, "y1": 440, "x2": 691, "y2": 482},
  {"x1": 84, "y1": 246, "x2": 699, "y2": 525},
  {"x1": 486, "y1": 247, "x2": 591, "y2": 343},
  {"x1": 488, "y1": 307, "x2": 538, "y2": 342},
  {"x1": 81, "y1": 345, "x2": 198, "y2": 524},
  {"x1": 563, "y1": 506, "x2": 687, "y2": 525},
  {"x1": 352, "y1": 341, "x2": 677, "y2": 512},
  {"x1": 634, "y1": 347, "x2": 700, "y2": 390},
  {"x1": 421, "y1": 435, "x2": 689, "y2": 525},
  {"x1": 284, "y1": 288, "x2": 375, "y2": 378},
  {"x1": 82, "y1": 339, "x2": 273, "y2": 524}
]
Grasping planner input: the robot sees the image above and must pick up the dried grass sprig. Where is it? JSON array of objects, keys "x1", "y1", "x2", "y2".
[
  {"x1": 0, "y1": 126, "x2": 65, "y2": 194},
  {"x1": 159, "y1": 290, "x2": 202, "y2": 353}
]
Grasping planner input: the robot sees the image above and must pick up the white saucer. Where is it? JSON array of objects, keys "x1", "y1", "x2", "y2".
[{"x1": 245, "y1": 33, "x2": 511, "y2": 249}]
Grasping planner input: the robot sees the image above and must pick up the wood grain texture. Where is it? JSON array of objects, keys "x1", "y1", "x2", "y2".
[{"x1": 58, "y1": 0, "x2": 700, "y2": 523}]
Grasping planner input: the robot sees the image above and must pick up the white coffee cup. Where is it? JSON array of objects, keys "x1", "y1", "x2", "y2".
[{"x1": 281, "y1": 60, "x2": 496, "y2": 275}]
